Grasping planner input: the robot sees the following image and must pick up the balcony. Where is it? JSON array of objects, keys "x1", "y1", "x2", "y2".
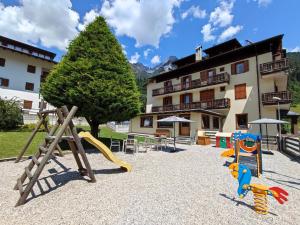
[
  {"x1": 152, "y1": 72, "x2": 230, "y2": 97},
  {"x1": 151, "y1": 98, "x2": 231, "y2": 113},
  {"x1": 260, "y1": 58, "x2": 288, "y2": 75},
  {"x1": 262, "y1": 91, "x2": 292, "y2": 105}
]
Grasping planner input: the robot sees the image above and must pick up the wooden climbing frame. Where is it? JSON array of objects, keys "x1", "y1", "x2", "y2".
[{"x1": 14, "y1": 106, "x2": 96, "y2": 206}]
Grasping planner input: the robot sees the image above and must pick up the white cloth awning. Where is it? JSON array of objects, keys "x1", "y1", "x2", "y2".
[{"x1": 157, "y1": 116, "x2": 194, "y2": 123}]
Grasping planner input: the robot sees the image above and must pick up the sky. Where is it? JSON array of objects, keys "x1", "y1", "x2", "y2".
[{"x1": 0, "y1": 0, "x2": 299, "y2": 66}]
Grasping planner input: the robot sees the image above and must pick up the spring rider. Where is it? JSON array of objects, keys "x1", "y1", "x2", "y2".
[{"x1": 228, "y1": 163, "x2": 288, "y2": 214}]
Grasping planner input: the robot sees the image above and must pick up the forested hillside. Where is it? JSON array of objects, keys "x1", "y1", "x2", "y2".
[{"x1": 287, "y1": 52, "x2": 300, "y2": 108}]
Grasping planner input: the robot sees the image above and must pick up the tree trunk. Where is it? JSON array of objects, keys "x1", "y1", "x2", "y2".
[{"x1": 90, "y1": 122, "x2": 100, "y2": 139}]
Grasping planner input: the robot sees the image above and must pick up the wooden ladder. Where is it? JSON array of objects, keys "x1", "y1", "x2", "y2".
[
  {"x1": 14, "y1": 106, "x2": 96, "y2": 207},
  {"x1": 15, "y1": 108, "x2": 63, "y2": 163}
]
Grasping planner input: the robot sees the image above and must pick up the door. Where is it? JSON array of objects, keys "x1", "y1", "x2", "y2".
[
  {"x1": 200, "y1": 89, "x2": 215, "y2": 108},
  {"x1": 179, "y1": 114, "x2": 190, "y2": 136},
  {"x1": 180, "y1": 93, "x2": 192, "y2": 110},
  {"x1": 181, "y1": 76, "x2": 191, "y2": 90},
  {"x1": 163, "y1": 96, "x2": 173, "y2": 111}
]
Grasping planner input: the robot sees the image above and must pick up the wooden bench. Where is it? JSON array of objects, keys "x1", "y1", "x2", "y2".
[{"x1": 154, "y1": 129, "x2": 171, "y2": 137}]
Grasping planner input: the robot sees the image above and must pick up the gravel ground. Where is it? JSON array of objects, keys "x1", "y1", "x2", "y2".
[{"x1": 0, "y1": 145, "x2": 299, "y2": 225}]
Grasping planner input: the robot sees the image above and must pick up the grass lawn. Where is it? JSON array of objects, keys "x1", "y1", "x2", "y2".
[{"x1": 0, "y1": 126, "x2": 127, "y2": 159}]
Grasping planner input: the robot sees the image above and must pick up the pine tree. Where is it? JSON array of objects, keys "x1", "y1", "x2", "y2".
[{"x1": 41, "y1": 17, "x2": 141, "y2": 138}]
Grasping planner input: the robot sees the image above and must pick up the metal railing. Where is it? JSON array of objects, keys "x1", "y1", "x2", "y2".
[
  {"x1": 260, "y1": 58, "x2": 288, "y2": 75},
  {"x1": 262, "y1": 91, "x2": 292, "y2": 105},
  {"x1": 151, "y1": 98, "x2": 230, "y2": 112},
  {"x1": 152, "y1": 72, "x2": 230, "y2": 96}
]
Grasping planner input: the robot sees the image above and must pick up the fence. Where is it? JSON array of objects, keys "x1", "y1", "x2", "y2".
[
  {"x1": 282, "y1": 136, "x2": 300, "y2": 158},
  {"x1": 107, "y1": 121, "x2": 129, "y2": 133}
]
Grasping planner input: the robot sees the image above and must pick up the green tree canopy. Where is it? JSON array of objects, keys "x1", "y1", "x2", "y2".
[{"x1": 41, "y1": 17, "x2": 141, "y2": 137}]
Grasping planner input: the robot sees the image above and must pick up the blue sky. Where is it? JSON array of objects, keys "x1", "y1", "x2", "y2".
[{"x1": 1, "y1": 0, "x2": 299, "y2": 66}]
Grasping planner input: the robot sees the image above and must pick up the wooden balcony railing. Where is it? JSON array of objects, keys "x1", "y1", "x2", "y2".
[
  {"x1": 152, "y1": 72, "x2": 230, "y2": 96},
  {"x1": 151, "y1": 98, "x2": 231, "y2": 113},
  {"x1": 262, "y1": 91, "x2": 292, "y2": 105},
  {"x1": 260, "y1": 58, "x2": 289, "y2": 75}
]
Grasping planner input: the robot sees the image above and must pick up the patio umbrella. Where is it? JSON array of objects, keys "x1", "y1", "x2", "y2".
[
  {"x1": 248, "y1": 118, "x2": 288, "y2": 151},
  {"x1": 157, "y1": 116, "x2": 194, "y2": 152}
]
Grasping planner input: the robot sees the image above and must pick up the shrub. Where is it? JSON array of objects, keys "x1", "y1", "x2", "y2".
[{"x1": 0, "y1": 98, "x2": 23, "y2": 130}]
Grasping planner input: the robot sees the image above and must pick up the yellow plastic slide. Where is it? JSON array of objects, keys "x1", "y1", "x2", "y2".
[{"x1": 79, "y1": 131, "x2": 132, "y2": 172}]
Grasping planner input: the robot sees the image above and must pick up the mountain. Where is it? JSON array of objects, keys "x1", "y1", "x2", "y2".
[
  {"x1": 130, "y1": 56, "x2": 178, "y2": 112},
  {"x1": 131, "y1": 56, "x2": 178, "y2": 80}
]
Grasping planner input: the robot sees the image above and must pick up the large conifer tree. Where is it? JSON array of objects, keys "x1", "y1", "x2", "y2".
[{"x1": 41, "y1": 17, "x2": 141, "y2": 138}]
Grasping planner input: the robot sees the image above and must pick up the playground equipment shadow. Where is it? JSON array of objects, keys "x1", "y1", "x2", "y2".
[{"x1": 219, "y1": 193, "x2": 278, "y2": 216}]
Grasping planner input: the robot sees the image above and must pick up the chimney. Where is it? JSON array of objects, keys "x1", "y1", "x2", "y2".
[{"x1": 195, "y1": 45, "x2": 202, "y2": 61}]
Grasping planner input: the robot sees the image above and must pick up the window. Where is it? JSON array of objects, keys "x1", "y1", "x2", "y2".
[
  {"x1": 23, "y1": 100, "x2": 33, "y2": 109},
  {"x1": 202, "y1": 115, "x2": 210, "y2": 129},
  {"x1": 0, "y1": 58, "x2": 5, "y2": 67},
  {"x1": 231, "y1": 60, "x2": 249, "y2": 75},
  {"x1": 181, "y1": 76, "x2": 191, "y2": 89},
  {"x1": 236, "y1": 114, "x2": 248, "y2": 130},
  {"x1": 235, "y1": 84, "x2": 247, "y2": 100},
  {"x1": 25, "y1": 82, "x2": 34, "y2": 91},
  {"x1": 27, "y1": 65, "x2": 36, "y2": 73},
  {"x1": 213, "y1": 117, "x2": 220, "y2": 129},
  {"x1": 0, "y1": 78, "x2": 9, "y2": 87},
  {"x1": 163, "y1": 96, "x2": 172, "y2": 106},
  {"x1": 41, "y1": 71, "x2": 49, "y2": 83},
  {"x1": 220, "y1": 86, "x2": 226, "y2": 92},
  {"x1": 157, "y1": 115, "x2": 173, "y2": 128},
  {"x1": 220, "y1": 67, "x2": 225, "y2": 72},
  {"x1": 140, "y1": 116, "x2": 153, "y2": 128},
  {"x1": 164, "y1": 80, "x2": 173, "y2": 93},
  {"x1": 39, "y1": 102, "x2": 47, "y2": 109}
]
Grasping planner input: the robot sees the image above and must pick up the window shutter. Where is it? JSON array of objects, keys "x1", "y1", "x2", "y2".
[
  {"x1": 231, "y1": 63, "x2": 236, "y2": 75},
  {"x1": 23, "y1": 100, "x2": 33, "y2": 109},
  {"x1": 244, "y1": 60, "x2": 249, "y2": 72},
  {"x1": 235, "y1": 84, "x2": 246, "y2": 99},
  {"x1": 0, "y1": 58, "x2": 5, "y2": 67},
  {"x1": 188, "y1": 93, "x2": 193, "y2": 103},
  {"x1": 180, "y1": 94, "x2": 184, "y2": 104},
  {"x1": 1, "y1": 78, "x2": 9, "y2": 87},
  {"x1": 200, "y1": 71, "x2": 208, "y2": 81}
]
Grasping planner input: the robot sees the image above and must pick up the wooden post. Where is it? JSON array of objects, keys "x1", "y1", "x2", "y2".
[
  {"x1": 15, "y1": 106, "x2": 79, "y2": 206},
  {"x1": 61, "y1": 106, "x2": 96, "y2": 183},
  {"x1": 15, "y1": 116, "x2": 45, "y2": 163}
]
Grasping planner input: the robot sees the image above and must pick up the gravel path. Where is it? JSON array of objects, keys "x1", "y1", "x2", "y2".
[{"x1": 0, "y1": 145, "x2": 299, "y2": 225}]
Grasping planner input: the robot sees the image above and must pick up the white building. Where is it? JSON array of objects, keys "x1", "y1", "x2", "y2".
[{"x1": 0, "y1": 35, "x2": 56, "y2": 115}]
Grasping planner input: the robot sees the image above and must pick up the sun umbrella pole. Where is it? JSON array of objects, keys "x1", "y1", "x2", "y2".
[
  {"x1": 173, "y1": 122, "x2": 176, "y2": 151},
  {"x1": 266, "y1": 124, "x2": 269, "y2": 151}
]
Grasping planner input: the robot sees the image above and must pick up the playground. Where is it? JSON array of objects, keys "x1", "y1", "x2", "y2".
[{"x1": 0, "y1": 143, "x2": 299, "y2": 225}]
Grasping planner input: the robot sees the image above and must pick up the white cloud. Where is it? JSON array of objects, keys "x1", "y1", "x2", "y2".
[
  {"x1": 151, "y1": 55, "x2": 161, "y2": 64},
  {"x1": 201, "y1": 24, "x2": 216, "y2": 42},
  {"x1": 209, "y1": 0, "x2": 234, "y2": 27},
  {"x1": 129, "y1": 52, "x2": 140, "y2": 64},
  {"x1": 78, "y1": 9, "x2": 100, "y2": 31},
  {"x1": 218, "y1": 25, "x2": 243, "y2": 42},
  {"x1": 291, "y1": 46, "x2": 300, "y2": 52},
  {"x1": 121, "y1": 44, "x2": 127, "y2": 56},
  {"x1": 253, "y1": 0, "x2": 272, "y2": 7},
  {"x1": 100, "y1": 0, "x2": 183, "y2": 48},
  {"x1": 0, "y1": 0, "x2": 80, "y2": 50},
  {"x1": 181, "y1": 5, "x2": 206, "y2": 20},
  {"x1": 143, "y1": 48, "x2": 152, "y2": 58}
]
